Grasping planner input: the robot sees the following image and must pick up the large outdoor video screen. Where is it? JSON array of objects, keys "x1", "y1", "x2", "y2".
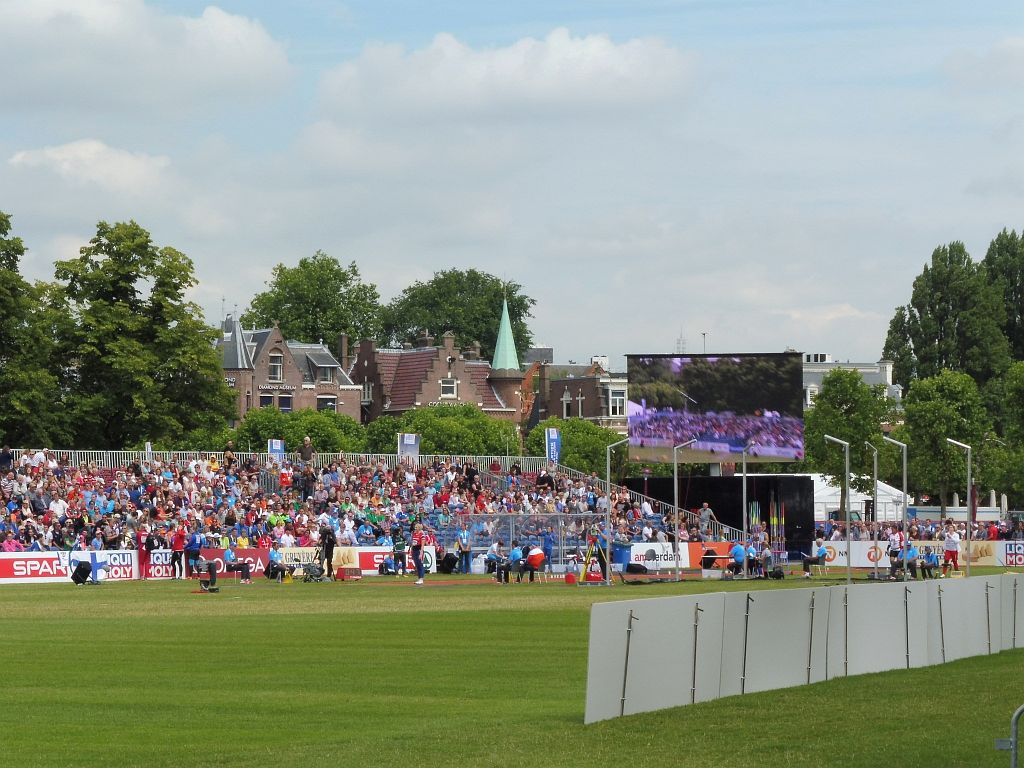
[{"x1": 627, "y1": 353, "x2": 804, "y2": 464}]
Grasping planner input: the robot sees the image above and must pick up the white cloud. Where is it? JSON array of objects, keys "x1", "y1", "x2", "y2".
[
  {"x1": 0, "y1": 0, "x2": 291, "y2": 113},
  {"x1": 10, "y1": 139, "x2": 170, "y2": 193},
  {"x1": 944, "y1": 37, "x2": 1024, "y2": 91},
  {"x1": 320, "y1": 27, "x2": 693, "y2": 121}
]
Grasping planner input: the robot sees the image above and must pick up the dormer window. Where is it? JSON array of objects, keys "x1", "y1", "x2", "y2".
[
  {"x1": 440, "y1": 378, "x2": 458, "y2": 398},
  {"x1": 319, "y1": 366, "x2": 333, "y2": 384}
]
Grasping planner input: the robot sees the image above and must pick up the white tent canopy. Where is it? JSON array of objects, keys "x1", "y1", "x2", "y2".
[{"x1": 809, "y1": 473, "x2": 909, "y2": 522}]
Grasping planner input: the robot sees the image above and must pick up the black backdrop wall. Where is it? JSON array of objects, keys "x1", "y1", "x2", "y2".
[{"x1": 624, "y1": 474, "x2": 816, "y2": 552}]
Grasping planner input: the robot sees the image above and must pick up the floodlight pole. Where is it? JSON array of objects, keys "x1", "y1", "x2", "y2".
[
  {"x1": 883, "y1": 436, "x2": 908, "y2": 581},
  {"x1": 947, "y1": 438, "x2": 973, "y2": 578},
  {"x1": 673, "y1": 439, "x2": 697, "y2": 582},
  {"x1": 741, "y1": 443, "x2": 753, "y2": 579},
  {"x1": 606, "y1": 438, "x2": 629, "y2": 587},
  {"x1": 825, "y1": 435, "x2": 851, "y2": 585},
  {"x1": 865, "y1": 441, "x2": 879, "y2": 580}
]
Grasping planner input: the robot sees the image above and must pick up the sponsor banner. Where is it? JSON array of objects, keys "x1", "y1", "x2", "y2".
[
  {"x1": 198, "y1": 548, "x2": 269, "y2": 576},
  {"x1": 333, "y1": 546, "x2": 437, "y2": 575},
  {"x1": 398, "y1": 433, "x2": 420, "y2": 463},
  {"x1": 823, "y1": 540, "x2": 1018, "y2": 568},
  {"x1": 0, "y1": 550, "x2": 138, "y2": 584},
  {"x1": 545, "y1": 428, "x2": 561, "y2": 464},
  {"x1": 628, "y1": 543, "x2": 689, "y2": 570}
]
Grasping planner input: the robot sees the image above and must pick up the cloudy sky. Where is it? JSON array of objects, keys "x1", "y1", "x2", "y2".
[{"x1": 3, "y1": 1, "x2": 1022, "y2": 368}]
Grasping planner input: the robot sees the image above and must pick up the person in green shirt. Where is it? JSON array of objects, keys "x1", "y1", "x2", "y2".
[{"x1": 392, "y1": 526, "x2": 408, "y2": 577}]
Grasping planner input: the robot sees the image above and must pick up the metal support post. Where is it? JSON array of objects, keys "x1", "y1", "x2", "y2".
[
  {"x1": 741, "y1": 593, "x2": 754, "y2": 693},
  {"x1": 883, "y1": 436, "x2": 908, "y2": 581},
  {"x1": 673, "y1": 439, "x2": 696, "y2": 582},
  {"x1": 806, "y1": 591, "x2": 816, "y2": 684},
  {"x1": 619, "y1": 610, "x2": 640, "y2": 716},
  {"x1": 690, "y1": 603, "x2": 703, "y2": 704},
  {"x1": 825, "y1": 435, "x2": 851, "y2": 584},
  {"x1": 938, "y1": 584, "x2": 946, "y2": 663}
]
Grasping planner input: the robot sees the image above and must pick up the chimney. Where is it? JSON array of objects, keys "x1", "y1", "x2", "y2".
[
  {"x1": 336, "y1": 333, "x2": 350, "y2": 371},
  {"x1": 538, "y1": 362, "x2": 550, "y2": 416},
  {"x1": 415, "y1": 329, "x2": 434, "y2": 348}
]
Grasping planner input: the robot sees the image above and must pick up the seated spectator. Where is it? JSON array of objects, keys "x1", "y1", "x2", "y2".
[
  {"x1": 727, "y1": 540, "x2": 746, "y2": 575},
  {"x1": 892, "y1": 541, "x2": 919, "y2": 580},
  {"x1": 265, "y1": 542, "x2": 287, "y2": 580},
  {"x1": 520, "y1": 544, "x2": 545, "y2": 583},
  {"x1": 920, "y1": 546, "x2": 938, "y2": 580},
  {"x1": 223, "y1": 544, "x2": 252, "y2": 583},
  {"x1": 802, "y1": 538, "x2": 827, "y2": 578}
]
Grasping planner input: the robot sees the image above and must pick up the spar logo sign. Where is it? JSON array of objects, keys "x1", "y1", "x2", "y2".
[{"x1": 1006, "y1": 543, "x2": 1024, "y2": 568}]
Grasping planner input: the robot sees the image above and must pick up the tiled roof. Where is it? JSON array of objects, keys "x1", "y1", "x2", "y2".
[
  {"x1": 465, "y1": 361, "x2": 507, "y2": 409},
  {"x1": 375, "y1": 348, "x2": 437, "y2": 411},
  {"x1": 220, "y1": 316, "x2": 254, "y2": 370}
]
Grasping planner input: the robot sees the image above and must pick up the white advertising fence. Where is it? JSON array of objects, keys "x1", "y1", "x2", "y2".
[{"x1": 584, "y1": 573, "x2": 1024, "y2": 723}]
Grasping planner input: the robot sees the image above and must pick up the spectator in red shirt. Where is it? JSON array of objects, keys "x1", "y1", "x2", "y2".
[{"x1": 170, "y1": 523, "x2": 186, "y2": 579}]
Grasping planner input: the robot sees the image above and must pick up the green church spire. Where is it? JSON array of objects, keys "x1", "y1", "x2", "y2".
[{"x1": 491, "y1": 298, "x2": 520, "y2": 371}]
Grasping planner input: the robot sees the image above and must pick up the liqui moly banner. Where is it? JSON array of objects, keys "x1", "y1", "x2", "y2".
[{"x1": 0, "y1": 550, "x2": 138, "y2": 584}]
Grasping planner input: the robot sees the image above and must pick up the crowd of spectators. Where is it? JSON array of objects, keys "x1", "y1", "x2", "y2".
[
  {"x1": 0, "y1": 444, "x2": 710, "y2": 570},
  {"x1": 815, "y1": 517, "x2": 1024, "y2": 543}
]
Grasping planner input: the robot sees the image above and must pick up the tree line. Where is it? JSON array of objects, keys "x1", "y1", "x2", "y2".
[{"x1": 805, "y1": 229, "x2": 1024, "y2": 511}]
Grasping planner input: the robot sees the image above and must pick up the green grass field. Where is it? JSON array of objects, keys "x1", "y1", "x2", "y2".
[{"x1": 3, "y1": 572, "x2": 1022, "y2": 768}]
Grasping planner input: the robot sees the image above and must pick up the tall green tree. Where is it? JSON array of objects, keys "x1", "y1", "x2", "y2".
[
  {"x1": 803, "y1": 369, "x2": 890, "y2": 517},
  {"x1": 982, "y1": 228, "x2": 1024, "y2": 361},
  {"x1": 526, "y1": 417, "x2": 624, "y2": 476},
  {"x1": 242, "y1": 251, "x2": 381, "y2": 344},
  {"x1": 903, "y1": 370, "x2": 991, "y2": 513},
  {"x1": 382, "y1": 269, "x2": 534, "y2": 362},
  {"x1": 53, "y1": 220, "x2": 236, "y2": 448},
  {"x1": 882, "y1": 242, "x2": 1009, "y2": 392},
  {"x1": 0, "y1": 212, "x2": 65, "y2": 446}
]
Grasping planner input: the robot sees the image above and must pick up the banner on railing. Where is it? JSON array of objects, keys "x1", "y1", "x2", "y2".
[
  {"x1": 332, "y1": 545, "x2": 437, "y2": 575},
  {"x1": 0, "y1": 550, "x2": 138, "y2": 584},
  {"x1": 822, "y1": 540, "x2": 1023, "y2": 568}
]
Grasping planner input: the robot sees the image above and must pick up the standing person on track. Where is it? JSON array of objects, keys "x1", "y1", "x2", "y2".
[
  {"x1": 941, "y1": 524, "x2": 961, "y2": 577},
  {"x1": 137, "y1": 525, "x2": 151, "y2": 580},
  {"x1": 392, "y1": 525, "x2": 408, "y2": 578},
  {"x1": 411, "y1": 521, "x2": 427, "y2": 585},
  {"x1": 456, "y1": 522, "x2": 472, "y2": 575},
  {"x1": 169, "y1": 523, "x2": 186, "y2": 580}
]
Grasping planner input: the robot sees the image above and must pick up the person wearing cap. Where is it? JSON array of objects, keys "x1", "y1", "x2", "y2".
[
  {"x1": 802, "y1": 538, "x2": 827, "y2": 578},
  {"x1": 892, "y1": 541, "x2": 919, "y2": 580}
]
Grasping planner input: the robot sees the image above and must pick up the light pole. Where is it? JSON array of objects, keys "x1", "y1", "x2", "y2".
[
  {"x1": 947, "y1": 438, "x2": 973, "y2": 577},
  {"x1": 673, "y1": 439, "x2": 697, "y2": 582},
  {"x1": 606, "y1": 437, "x2": 629, "y2": 587},
  {"x1": 824, "y1": 435, "x2": 851, "y2": 584},
  {"x1": 741, "y1": 442, "x2": 755, "y2": 579},
  {"x1": 865, "y1": 441, "x2": 879, "y2": 580},
  {"x1": 883, "y1": 436, "x2": 908, "y2": 581}
]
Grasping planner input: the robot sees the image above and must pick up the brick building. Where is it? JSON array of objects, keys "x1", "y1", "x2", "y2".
[
  {"x1": 218, "y1": 315, "x2": 361, "y2": 421},
  {"x1": 348, "y1": 300, "x2": 523, "y2": 424}
]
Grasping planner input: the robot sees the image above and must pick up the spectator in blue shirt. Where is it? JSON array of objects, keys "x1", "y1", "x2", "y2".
[
  {"x1": 893, "y1": 542, "x2": 919, "y2": 580},
  {"x1": 728, "y1": 541, "x2": 746, "y2": 575},
  {"x1": 802, "y1": 538, "x2": 827, "y2": 578}
]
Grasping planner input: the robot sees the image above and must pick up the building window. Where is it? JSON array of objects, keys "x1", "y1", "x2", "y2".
[
  {"x1": 609, "y1": 389, "x2": 626, "y2": 417},
  {"x1": 317, "y1": 396, "x2": 337, "y2": 412},
  {"x1": 319, "y1": 366, "x2": 333, "y2": 384},
  {"x1": 361, "y1": 381, "x2": 373, "y2": 403},
  {"x1": 278, "y1": 395, "x2": 293, "y2": 413},
  {"x1": 806, "y1": 386, "x2": 818, "y2": 407},
  {"x1": 440, "y1": 378, "x2": 458, "y2": 398},
  {"x1": 259, "y1": 395, "x2": 274, "y2": 409},
  {"x1": 561, "y1": 389, "x2": 571, "y2": 419},
  {"x1": 268, "y1": 352, "x2": 284, "y2": 382}
]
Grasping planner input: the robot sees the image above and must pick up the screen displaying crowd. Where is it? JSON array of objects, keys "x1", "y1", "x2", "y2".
[{"x1": 627, "y1": 353, "x2": 804, "y2": 463}]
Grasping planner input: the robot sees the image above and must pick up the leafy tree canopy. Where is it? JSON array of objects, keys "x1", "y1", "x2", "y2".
[
  {"x1": 233, "y1": 408, "x2": 366, "y2": 454},
  {"x1": 366, "y1": 404, "x2": 518, "y2": 456},
  {"x1": 53, "y1": 220, "x2": 236, "y2": 448},
  {"x1": 0, "y1": 212, "x2": 65, "y2": 446},
  {"x1": 803, "y1": 369, "x2": 891, "y2": 512},
  {"x1": 242, "y1": 251, "x2": 382, "y2": 344},
  {"x1": 903, "y1": 370, "x2": 991, "y2": 511},
  {"x1": 382, "y1": 269, "x2": 534, "y2": 362},
  {"x1": 883, "y1": 241, "x2": 1009, "y2": 391},
  {"x1": 982, "y1": 228, "x2": 1024, "y2": 361}
]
